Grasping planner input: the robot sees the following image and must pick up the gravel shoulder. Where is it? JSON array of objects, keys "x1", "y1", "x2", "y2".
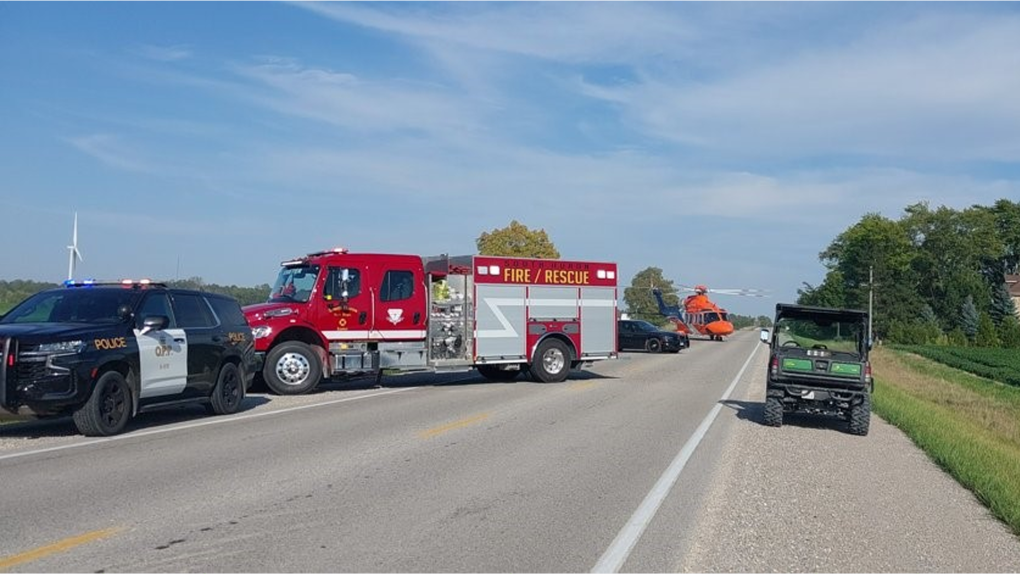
[{"x1": 679, "y1": 350, "x2": 1020, "y2": 573}]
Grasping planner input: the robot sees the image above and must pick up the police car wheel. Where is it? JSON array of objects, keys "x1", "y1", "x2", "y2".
[
  {"x1": 73, "y1": 370, "x2": 133, "y2": 436},
  {"x1": 209, "y1": 363, "x2": 244, "y2": 415},
  {"x1": 531, "y1": 339, "x2": 571, "y2": 383},
  {"x1": 265, "y1": 341, "x2": 322, "y2": 395}
]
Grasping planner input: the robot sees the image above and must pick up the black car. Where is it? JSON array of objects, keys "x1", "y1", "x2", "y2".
[
  {"x1": 617, "y1": 319, "x2": 688, "y2": 353},
  {"x1": 0, "y1": 281, "x2": 256, "y2": 436}
]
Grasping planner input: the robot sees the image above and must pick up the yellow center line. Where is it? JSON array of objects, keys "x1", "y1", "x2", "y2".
[
  {"x1": 568, "y1": 381, "x2": 597, "y2": 391},
  {"x1": 418, "y1": 412, "x2": 491, "y2": 439},
  {"x1": 0, "y1": 527, "x2": 123, "y2": 571}
]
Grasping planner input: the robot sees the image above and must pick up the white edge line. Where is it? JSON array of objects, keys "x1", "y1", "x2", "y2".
[
  {"x1": 0, "y1": 386, "x2": 420, "y2": 463},
  {"x1": 591, "y1": 341, "x2": 761, "y2": 573}
]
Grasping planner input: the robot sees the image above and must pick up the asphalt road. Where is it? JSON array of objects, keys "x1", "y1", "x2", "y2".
[{"x1": 1, "y1": 331, "x2": 1018, "y2": 572}]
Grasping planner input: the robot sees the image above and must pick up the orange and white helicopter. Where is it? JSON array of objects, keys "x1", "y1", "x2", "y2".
[{"x1": 652, "y1": 284, "x2": 768, "y2": 341}]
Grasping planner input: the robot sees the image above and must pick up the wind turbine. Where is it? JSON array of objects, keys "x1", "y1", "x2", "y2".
[{"x1": 67, "y1": 212, "x2": 83, "y2": 280}]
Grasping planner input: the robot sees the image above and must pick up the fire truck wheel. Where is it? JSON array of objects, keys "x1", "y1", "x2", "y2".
[
  {"x1": 477, "y1": 365, "x2": 520, "y2": 382},
  {"x1": 531, "y1": 339, "x2": 571, "y2": 383},
  {"x1": 265, "y1": 341, "x2": 322, "y2": 395}
]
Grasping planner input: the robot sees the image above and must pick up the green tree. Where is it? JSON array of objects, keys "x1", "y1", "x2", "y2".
[
  {"x1": 623, "y1": 267, "x2": 676, "y2": 324},
  {"x1": 756, "y1": 315, "x2": 773, "y2": 328},
  {"x1": 947, "y1": 327, "x2": 969, "y2": 347},
  {"x1": 989, "y1": 199, "x2": 1020, "y2": 274},
  {"x1": 0, "y1": 280, "x2": 60, "y2": 314},
  {"x1": 902, "y1": 203, "x2": 1002, "y2": 328},
  {"x1": 961, "y1": 295, "x2": 979, "y2": 341},
  {"x1": 975, "y1": 312, "x2": 1000, "y2": 347},
  {"x1": 796, "y1": 269, "x2": 846, "y2": 308},
  {"x1": 476, "y1": 220, "x2": 560, "y2": 259},
  {"x1": 997, "y1": 316, "x2": 1020, "y2": 349},
  {"x1": 990, "y1": 282, "x2": 1016, "y2": 326},
  {"x1": 817, "y1": 213, "x2": 922, "y2": 336}
]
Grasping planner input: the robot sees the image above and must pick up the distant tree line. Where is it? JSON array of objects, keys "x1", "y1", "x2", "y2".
[
  {"x1": 798, "y1": 199, "x2": 1020, "y2": 347},
  {"x1": 0, "y1": 278, "x2": 271, "y2": 314}
]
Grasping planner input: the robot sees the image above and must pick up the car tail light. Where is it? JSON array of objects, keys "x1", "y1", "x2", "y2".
[
  {"x1": 864, "y1": 362, "x2": 872, "y2": 384},
  {"x1": 771, "y1": 356, "x2": 778, "y2": 377}
]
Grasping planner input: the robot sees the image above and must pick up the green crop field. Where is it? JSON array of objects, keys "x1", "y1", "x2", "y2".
[{"x1": 893, "y1": 345, "x2": 1020, "y2": 387}]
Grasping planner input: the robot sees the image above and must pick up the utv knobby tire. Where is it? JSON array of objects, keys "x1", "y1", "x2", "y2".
[
  {"x1": 209, "y1": 363, "x2": 244, "y2": 415},
  {"x1": 646, "y1": 338, "x2": 662, "y2": 353},
  {"x1": 848, "y1": 393, "x2": 871, "y2": 436},
  {"x1": 531, "y1": 339, "x2": 571, "y2": 383},
  {"x1": 477, "y1": 365, "x2": 520, "y2": 382},
  {"x1": 73, "y1": 370, "x2": 133, "y2": 436},
  {"x1": 265, "y1": 341, "x2": 322, "y2": 395},
  {"x1": 763, "y1": 397, "x2": 783, "y2": 427}
]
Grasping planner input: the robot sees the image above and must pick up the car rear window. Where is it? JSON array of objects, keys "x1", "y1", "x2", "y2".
[
  {"x1": 207, "y1": 296, "x2": 248, "y2": 327},
  {"x1": 172, "y1": 293, "x2": 218, "y2": 329}
]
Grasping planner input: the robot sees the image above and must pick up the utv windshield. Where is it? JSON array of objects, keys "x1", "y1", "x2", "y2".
[
  {"x1": 269, "y1": 265, "x2": 321, "y2": 304},
  {"x1": 1, "y1": 289, "x2": 138, "y2": 325},
  {"x1": 774, "y1": 316, "x2": 864, "y2": 355}
]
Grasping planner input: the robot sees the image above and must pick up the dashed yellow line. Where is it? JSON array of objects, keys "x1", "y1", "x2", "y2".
[
  {"x1": 0, "y1": 527, "x2": 122, "y2": 571},
  {"x1": 418, "y1": 412, "x2": 491, "y2": 439}
]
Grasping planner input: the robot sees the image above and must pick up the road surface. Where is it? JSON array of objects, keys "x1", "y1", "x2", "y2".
[{"x1": 1, "y1": 331, "x2": 1017, "y2": 572}]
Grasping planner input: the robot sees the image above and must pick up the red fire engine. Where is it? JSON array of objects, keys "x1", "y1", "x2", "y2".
[{"x1": 244, "y1": 249, "x2": 619, "y2": 394}]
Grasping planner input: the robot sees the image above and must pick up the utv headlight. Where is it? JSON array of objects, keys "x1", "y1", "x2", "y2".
[
  {"x1": 251, "y1": 326, "x2": 272, "y2": 339},
  {"x1": 36, "y1": 340, "x2": 86, "y2": 354}
]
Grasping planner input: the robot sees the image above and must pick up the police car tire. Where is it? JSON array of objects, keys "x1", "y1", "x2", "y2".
[
  {"x1": 209, "y1": 363, "x2": 244, "y2": 415},
  {"x1": 531, "y1": 339, "x2": 571, "y2": 383},
  {"x1": 265, "y1": 341, "x2": 322, "y2": 395},
  {"x1": 73, "y1": 370, "x2": 133, "y2": 436}
]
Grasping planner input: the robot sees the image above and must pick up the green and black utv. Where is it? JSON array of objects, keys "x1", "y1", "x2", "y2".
[{"x1": 759, "y1": 303, "x2": 872, "y2": 436}]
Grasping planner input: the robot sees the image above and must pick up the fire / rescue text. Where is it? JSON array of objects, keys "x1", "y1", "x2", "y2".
[{"x1": 501, "y1": 268, "x2": 591, "y2": 285}]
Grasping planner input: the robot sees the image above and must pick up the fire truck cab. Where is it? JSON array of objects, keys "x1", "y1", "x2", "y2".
[{"x1": 244, "y1": 249, "x2": 618, "y2": 394}]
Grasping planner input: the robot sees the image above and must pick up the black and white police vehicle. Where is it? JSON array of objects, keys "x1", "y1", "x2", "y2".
[{"x1": 0, "y1": 280, "x2": 256, "y2": 436}]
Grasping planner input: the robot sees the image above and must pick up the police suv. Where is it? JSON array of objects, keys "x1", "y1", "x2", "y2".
[{"x1": 0, "y1": 280, "x2": 256, "y2": 436}]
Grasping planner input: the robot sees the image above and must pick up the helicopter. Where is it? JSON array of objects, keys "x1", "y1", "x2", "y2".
[{"x1": 652, "y1": 284, "x2": 768, "y2": 341}]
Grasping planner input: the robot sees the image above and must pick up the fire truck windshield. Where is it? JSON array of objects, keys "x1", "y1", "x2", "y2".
[{"x1": 269, "y1": 265, "x2": 320, "y2": 304}]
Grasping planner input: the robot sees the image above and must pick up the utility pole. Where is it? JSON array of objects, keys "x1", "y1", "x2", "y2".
[{"x1": 869, "y1": 265, "x2": 874, "y2": 345}]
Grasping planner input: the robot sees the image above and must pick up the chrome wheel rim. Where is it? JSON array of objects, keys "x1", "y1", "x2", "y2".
[
  {"x1": 543, "y1": 347, "x2": 565, "y2": 375},
  {"x1": 276, "y1": 352, "x2": 311, "y2": 386}
]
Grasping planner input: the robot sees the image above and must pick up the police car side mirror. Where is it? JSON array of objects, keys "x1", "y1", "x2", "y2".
[
  {"x1": 140, "y1": 315, "x2": 168, "y2": 336},
  {"x1": 759, "y1": 329, "x2": 770, "y2": 344}
]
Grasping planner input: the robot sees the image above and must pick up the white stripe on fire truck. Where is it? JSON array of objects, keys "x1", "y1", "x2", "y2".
[
  {"x1": 322, "y1": 330, "x2": 427, "y2": 340},
  {"x1": 477, "y1": 297, "x2": 617, "y2": 339}
]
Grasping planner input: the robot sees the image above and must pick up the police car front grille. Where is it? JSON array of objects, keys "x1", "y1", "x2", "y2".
[{"x1": 15, "y1": 361, "x2": 47, "y2": 382}]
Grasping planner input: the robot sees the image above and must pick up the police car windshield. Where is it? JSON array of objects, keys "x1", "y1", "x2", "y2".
[
  {"x1": 1, "y1": 289, "x2": 137, "y2": 325},
  {"x1": 633, "y1": 321, "x2": 660, "y2": 333},
  {"x1": 269, "y1": 265, "x2": 320, "y2": 304}
]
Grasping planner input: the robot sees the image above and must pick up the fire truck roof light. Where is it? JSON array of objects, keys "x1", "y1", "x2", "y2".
[
  {"x1": 597, "y1": 270, "x2": 607, "y2": 279},
  {"x1": 121, "y1": 279, "x2": 134, "y2": 285},
  {"x1": 477, "y1": 266, "x2": 489, "y2": 276},
  {"x1": 608, "y1": 271, "x2": 616, "y2": 280},
  {"x1": 489, "y1": 265, "x2": 500, "y2": 275},
  {"x1": 139, "y1": 279, "x2": 151, "y2": 285},
  {"x1": 332, "y1": 247, "x2": 347, "y2": 253}
]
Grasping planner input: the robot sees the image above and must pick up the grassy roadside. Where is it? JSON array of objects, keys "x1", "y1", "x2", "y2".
[{"x1": 870, "y1": 347, "x2": 1020, "y2": 536}]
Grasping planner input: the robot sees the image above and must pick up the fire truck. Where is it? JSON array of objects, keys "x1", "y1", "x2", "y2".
[{"x1": 243, "y1": 249, "x2": 619, "y2": 394}]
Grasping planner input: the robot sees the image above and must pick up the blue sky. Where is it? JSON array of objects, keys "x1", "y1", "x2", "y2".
[{"x1": 2, "y1": 2, "x2": 1019, "y2": 317}]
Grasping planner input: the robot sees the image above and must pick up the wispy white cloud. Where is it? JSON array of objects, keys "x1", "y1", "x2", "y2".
[
  {"x1": 64, "y1": 134, "x2": 156, "y2": 173},
  {"x1": 582, "y1": 13, "x2": 1020, "y2": 161},
  {"x1": 136, "y1": 44, "x2": 194, "y2": 62},
  {"x1": 301, "y1": 3, "x2": 698, "y2": 64}
]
